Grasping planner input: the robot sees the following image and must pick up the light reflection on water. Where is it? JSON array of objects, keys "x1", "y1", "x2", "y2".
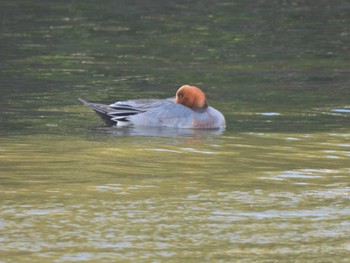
[
  {"x1": 2, "y1": 186, "x2": 350, "y2": 261},
  {"x1": 1, "y1": 131, "x2": 350, "y2": 262}
]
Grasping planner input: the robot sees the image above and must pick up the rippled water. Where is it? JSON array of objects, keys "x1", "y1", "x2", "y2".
[{"x1": 1, "y1": 0, "x2": 350, "y2": 262}]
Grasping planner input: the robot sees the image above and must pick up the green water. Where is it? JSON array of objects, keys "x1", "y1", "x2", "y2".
[{"x1": 1, "y1": 0, "x2": 349, "y2": 262}]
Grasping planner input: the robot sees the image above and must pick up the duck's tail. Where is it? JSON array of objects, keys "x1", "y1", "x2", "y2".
[{"x1": 78, "y1": 98, "x2": 117, "y2": 126}]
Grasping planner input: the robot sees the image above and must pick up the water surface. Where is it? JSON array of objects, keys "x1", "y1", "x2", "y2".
[{"x1": 1, "y1": 0, "x2": 349, "y2": 262}]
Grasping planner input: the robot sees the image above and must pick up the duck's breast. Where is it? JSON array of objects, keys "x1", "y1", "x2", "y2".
[{"x1": 192, "y1": 107, "x2": 226, "y2": 129}]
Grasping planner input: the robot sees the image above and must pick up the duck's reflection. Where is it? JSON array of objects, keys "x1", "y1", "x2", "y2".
[{"x1": 91, "y1": 126, "x2": 225, "y2": 138}]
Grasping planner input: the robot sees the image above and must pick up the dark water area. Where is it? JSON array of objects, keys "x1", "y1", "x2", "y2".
[
  {"x1": 1, "y1": 0, "x2": 349, "y2": 135},
  {"x1": 1, "y1": 1, "x2": 350, "y2": 262}
]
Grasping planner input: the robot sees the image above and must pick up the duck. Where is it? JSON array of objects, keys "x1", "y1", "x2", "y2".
[{"x1": 78, "y1": 85, "x2": 226, "y2": 129}]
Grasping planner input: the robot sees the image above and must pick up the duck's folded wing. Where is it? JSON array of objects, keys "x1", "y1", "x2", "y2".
[
  {"x1": 109, "y1": 98, "x2": 174, "y2": 111},
  {"x1": 107, "y1": 99, "x2": 167, "y2": 124},
  {"x1": 79, "y1": 97, "x2": 198, "y2": 128}
]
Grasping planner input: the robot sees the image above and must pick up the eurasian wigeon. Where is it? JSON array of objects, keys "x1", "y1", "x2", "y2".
[{"x1": 79, "y1": 85, "x2": 226, "y2": 129}]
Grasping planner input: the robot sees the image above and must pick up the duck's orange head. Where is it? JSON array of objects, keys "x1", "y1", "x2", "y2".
[{"x1": 175, "y1": 85, "x2": 208, "y2": 110}]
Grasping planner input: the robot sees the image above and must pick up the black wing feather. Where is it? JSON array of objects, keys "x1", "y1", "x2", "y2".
[{"x1": 78, "y1": 98, "x2": 143, "y2": 126}]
